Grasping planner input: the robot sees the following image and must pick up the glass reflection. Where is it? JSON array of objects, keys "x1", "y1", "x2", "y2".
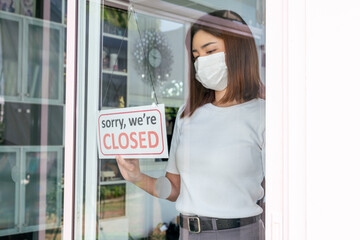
[
  {"x1": 0, "y1": 151, "x2": 17, "y2": 231},
  {"x1": 87, "y1": 0, "x2": 265, "y2": 239},
  {"x1": 0, "y1": 0, "x2": 66, "y2": 239},
  {"x1": 99, "y1": 184, "x2": 126, "y2": 219},
  {"x1": 24, "y1": 151, "x2": 61, "y2": 227}
]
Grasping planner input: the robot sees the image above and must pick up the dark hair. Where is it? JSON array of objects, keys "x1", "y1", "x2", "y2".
[{"x1": 181, "y1": 10, "x2": 264, "y2": 118}]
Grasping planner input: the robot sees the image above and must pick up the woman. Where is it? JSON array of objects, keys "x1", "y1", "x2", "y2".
[{"x1": 116, "y1": 10, "x2": 265, "y2": 240}]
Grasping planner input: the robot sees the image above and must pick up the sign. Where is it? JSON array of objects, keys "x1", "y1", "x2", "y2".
[{"x1": 97, "y1": 104, "x2": 168, "y2": 159}]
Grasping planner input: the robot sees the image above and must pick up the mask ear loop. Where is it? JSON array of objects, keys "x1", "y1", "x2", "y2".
[{"x1": 102, "y1": 1, "x2": 159, "y2": 107}]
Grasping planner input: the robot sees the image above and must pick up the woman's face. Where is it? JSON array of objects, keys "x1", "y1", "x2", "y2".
[{"x1": 192, "y1": 30, "x2": 226, "y2": 61}]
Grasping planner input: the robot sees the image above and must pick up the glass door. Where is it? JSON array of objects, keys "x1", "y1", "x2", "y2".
[
  {"x1": 78, "y1": 0, "x2": 266, "y2": 239},
  {"x1": 24, "y1": 20, "x2": 64, "y2": 104},
  {"x1": 0, "y1": 147, "x2": 20, "y2": 236},
  {"x1": 0, "y1": 13, "x2": 22, "y2": 101},
  {"x1": 22, "y1": 147, "x2": 63, "y2": 231},
  {"x1": 0, "y1": 0, "x2": 67, "y2": 239}
]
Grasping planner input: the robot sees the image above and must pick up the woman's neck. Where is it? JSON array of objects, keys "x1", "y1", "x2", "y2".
[{"x1": 213, "y1": 88, "x2": 241, "y2": 107}]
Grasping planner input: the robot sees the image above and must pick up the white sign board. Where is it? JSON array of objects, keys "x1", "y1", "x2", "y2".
[{"x1": 97, "y1": 104, "x2": 168, "y2": 159}]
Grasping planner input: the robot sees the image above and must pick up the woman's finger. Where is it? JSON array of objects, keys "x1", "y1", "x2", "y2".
[
  {"x1": 116, "y1": 155, "x2": 138, "y2": 171},
  {"x1": 116, "y1": 155, "x2": 131, "y2": 170}
]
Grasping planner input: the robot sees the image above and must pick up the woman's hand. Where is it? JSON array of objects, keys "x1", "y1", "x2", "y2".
[
  {"x1": 115, "y1": 155, "x2": 142, "y2": 183},
  {"x1": 115, "y1": 155, "x2": 180, "y2": 201}
]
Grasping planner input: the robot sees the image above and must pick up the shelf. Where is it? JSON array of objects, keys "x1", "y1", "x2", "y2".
[
  {"x1": 1, "y1": 98, "x2": 65, "y2": 106},
  {"x1": 0, "y1": 9, "x2": 66, "y2": 27},
  {"x1": 99, "y1": 180, "x2": 127, "y2": 186},
  {"x1": 102, "y1": 69, "x2": 128, "y2": 76},
  {"x1": 103, "y1": 32, "x2": 128, "y2": 41}
]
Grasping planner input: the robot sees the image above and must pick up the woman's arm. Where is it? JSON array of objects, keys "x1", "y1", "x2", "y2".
[
  {"x1": 116, "y1": 155, "x2": 180, "y2": 201},
  {"x1": 165, "y1": 172, "x2": 180, "y2": 202}
]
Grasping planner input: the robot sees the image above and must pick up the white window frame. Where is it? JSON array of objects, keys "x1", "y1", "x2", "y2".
[
  {"x1": 266, "y1": 0, "x2": 307, "y2": 239},
  {"x1": 63, "y1": 0, "x2": 77, "y2": 239}
]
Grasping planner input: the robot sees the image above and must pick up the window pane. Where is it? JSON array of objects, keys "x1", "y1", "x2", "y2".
[
  {"x1": 27, "y1": 24, "x2": 62, "y2": 101},
  {"x1": 81, "y1": 1, "x2": 266, "y2": 239},
  {"x1": 0, "y1": 17, "x2": 20, "y2": 98},
  {"x1": 0, "y1": 0, "x2": 66, "y2": 239},
  {"x1": 99, "y1": 184, "x2": 126, "y2": 219},
  {"x1": 100, "y1": 159, "x2": 124, "y2": 182},
  {"x1": 0, "y1": 151, "x2": 18, "y2": 231},
  {"x1": 24, "y1": 151, "x2": 61, "y2": 227}
]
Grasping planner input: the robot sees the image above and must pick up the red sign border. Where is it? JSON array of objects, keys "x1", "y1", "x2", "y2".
[{"x1": 98, "y1": 109, "x2": 165, "y2": 157}]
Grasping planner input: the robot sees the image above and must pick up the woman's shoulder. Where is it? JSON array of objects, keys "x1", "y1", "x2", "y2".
[
  {"x1": 174, "y1": 104, "x2": 186, "y2": 124},
  {"x1": 255, "y1": 98, "x2": 265, "y2": 110},
  {"x1": 251, "y1": 97, "x2": 265, "y2": 105},
  {"x1": 237, "y1": 98, "x2": 265, "y2": 111},
  {"x1": 252, "y1": 98, "x2": 265, "y2": 115},
  {"x1": 177, "y1": 104, "x2": 186, "y2": 117},
  {"x1": 238, "y1": 98, "x2": 265, "y2": 123},
  {"x1": 246, "y1": 98, "x2": 265, "y2": 112},
  {"x1": 257, "y1": 97, "x2": 265, "y2": 104}
]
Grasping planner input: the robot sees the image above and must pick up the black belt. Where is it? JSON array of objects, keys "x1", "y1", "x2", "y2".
[{"x1": 180, "y1": 214, "x2": 260, "y2": 233}]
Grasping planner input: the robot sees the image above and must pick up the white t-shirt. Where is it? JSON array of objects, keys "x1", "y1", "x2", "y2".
[{"x1": 166, "y1": 98, "x2": 265, "y2": 218}]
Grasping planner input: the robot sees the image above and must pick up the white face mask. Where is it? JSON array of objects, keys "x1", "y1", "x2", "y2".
[{"x1": 194, "y1": 52, "x2": 228, "y2": 91}]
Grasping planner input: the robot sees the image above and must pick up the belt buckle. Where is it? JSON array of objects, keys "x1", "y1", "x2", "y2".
[{"x1": 188, "y1": 217, "x2": 201, "y2": 233}]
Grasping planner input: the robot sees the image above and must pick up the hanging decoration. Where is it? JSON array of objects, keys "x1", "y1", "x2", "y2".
[{"x1": 133, "y1": 29, "x2": 174, "y2": 86}]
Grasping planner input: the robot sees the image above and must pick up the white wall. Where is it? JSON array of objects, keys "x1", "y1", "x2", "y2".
[
  {"x1": 306, "y1": 1, "x2": 360, "y2": 239},
  {"x1": 267, "y1": 0, "x2": 360, "y2": 239}
]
